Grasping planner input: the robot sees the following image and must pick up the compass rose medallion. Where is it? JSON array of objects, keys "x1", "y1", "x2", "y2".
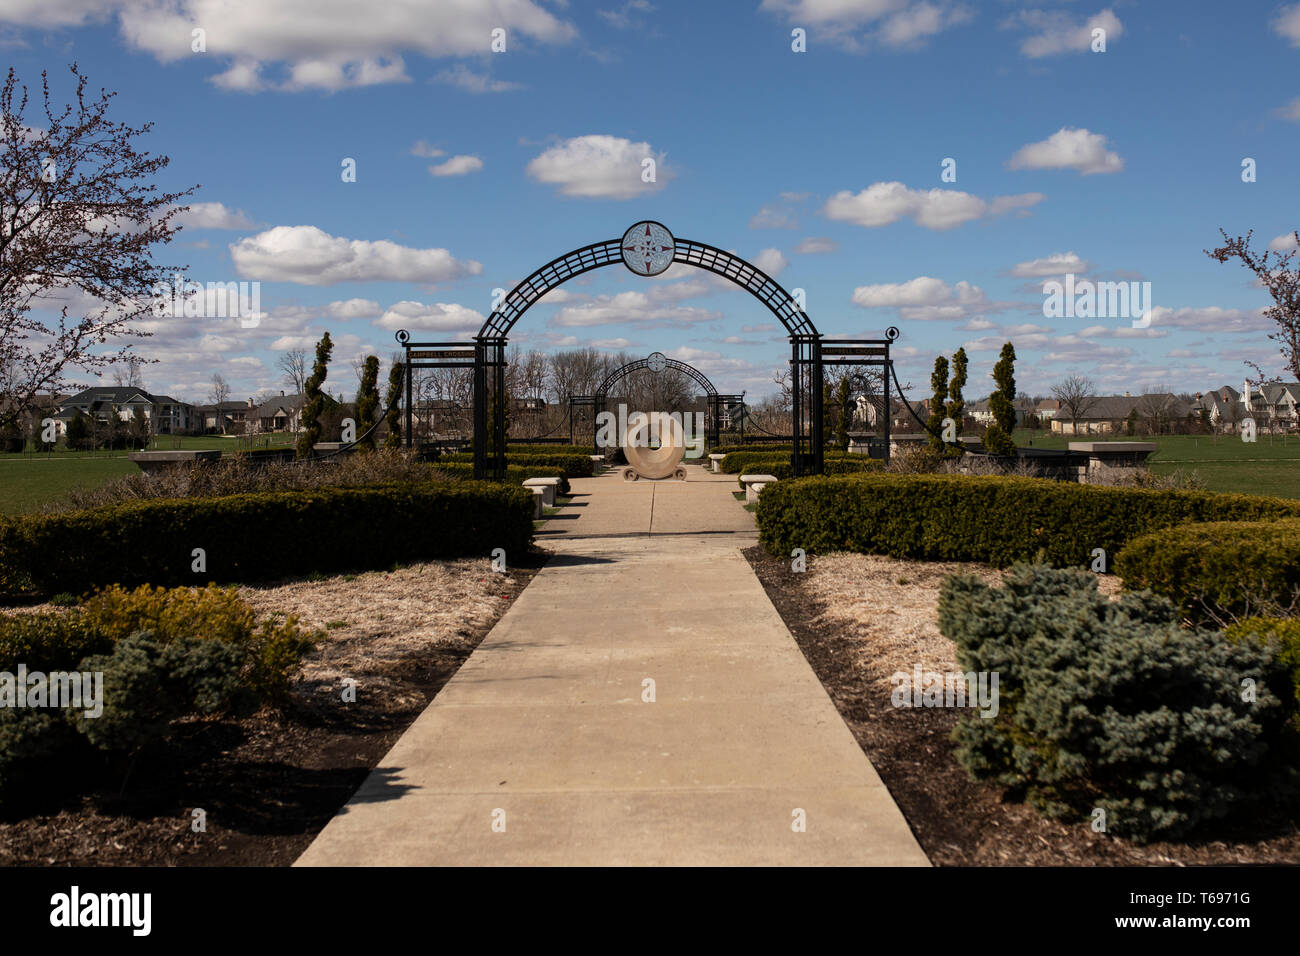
[{"x1": 621, "y1": 221, "x2": 675, "y2": 277}]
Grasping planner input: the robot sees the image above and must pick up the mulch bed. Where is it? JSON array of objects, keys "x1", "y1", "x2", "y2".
[
  {"x1": 0, "y1": 556, "x2": 545, "y2": 867},
  {"x1": 744, "y1": 545, "x2": 1300, "y2": 866}
]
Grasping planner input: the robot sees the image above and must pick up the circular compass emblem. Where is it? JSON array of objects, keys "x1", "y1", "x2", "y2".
[
  {"x1": 621, "y1": 221, "x2": 675, "y2": 277},
  {"x1": 646, "y1": 351, "x2": 667, "y2": 373}
]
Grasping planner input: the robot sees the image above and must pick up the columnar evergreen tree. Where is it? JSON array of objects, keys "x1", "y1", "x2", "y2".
[
  {"x1": 983, "y1": 342, "x2": 1017, "y2": 456},
  {"x1": 927, "y1": 355, "x2": 949, "y2": 450},
  {"x1": 383, "y1": 359, "x2": 404, "y2": 449},
  {"x1": 834, "y1": 376, "x2": 852, "y2": 451},
  {"x1": 355, "y1": 355, "x2": 380, "y2": 450},
  {"x1": 947, "y1": 347, "x2": 968, "y2": 437},
  {"x1": 296, "y1": 331, "x2": 333, "y2": 459},
  {"x1": 65, "y1": 409, "x2": 88, "y2": 450}
]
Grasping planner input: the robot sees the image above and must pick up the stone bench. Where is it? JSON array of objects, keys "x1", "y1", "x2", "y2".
[
  {"x1": 739, "y1": 473, "x2": 778, "y2": 504},
  {"x1": 529, "y1": 486, "x2": 546, "y2": 519},
  {"x1": 522, "y1": 476, "x2": 561, "y2": 507},
  {"x1": 708, "y1": 453, "x2": 727, "y2": 473}
]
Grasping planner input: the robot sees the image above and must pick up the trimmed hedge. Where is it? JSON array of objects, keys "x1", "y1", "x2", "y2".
[
  {"x1": 734, "y1": 457, "x2": 884, "y2": 483},
  {"x1": 1226, "y1": 617, "x2": 1300, "y2": 717},
  {"x1": 508, "y1": 443, "x2": 596, "y2": 456},
  {"x1": 434, "y1": 463, "x2": 571, "y2": 496},
  {"x1": 720, "y1": 450, "x2": 868, "y2": 474},
  {"x1": 442, "y1": 451, "x2": 594, "y2": 478},
  {"x1": 0, "y1": 482, "x2": 533, "y2": 596},
  {"x1": 756, "y1": 474, "x2": 1300, "y2": 567},
  {"x1": 1116, "y1": 518, "x2": 1300, "y2": 621}
]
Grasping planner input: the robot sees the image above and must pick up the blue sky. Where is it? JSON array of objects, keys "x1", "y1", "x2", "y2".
[{"x1": 8, "y1": 0, "x2": 1300, "y2": 403}]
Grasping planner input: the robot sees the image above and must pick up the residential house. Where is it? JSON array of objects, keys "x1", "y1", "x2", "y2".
[
  {"x1": 1050, "y1": 393, "x2": 1193, "y2": 435},
  {"x1": 54, "y1": 386, "x2": 194, "y2": 436},
  {"x1": 194, "y1": 399, "x2": 254, "y2": 435},
  {"x1": 254, "y1": 392, "x2": 307, "y2": 433}
]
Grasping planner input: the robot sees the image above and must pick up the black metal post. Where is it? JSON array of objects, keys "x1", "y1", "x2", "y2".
[
  {"x1": 472, "y1": 341, "x2": 487, "y2": 479},
  {"x1": 811, "y1": 336, "x2": 824, "y2": 474},
  {"x1": 883, "y1": 345, "x2": 892, "y2": 465},
  {"x1": 404, "y1": 359, "x2": 413, "y2": 449},
  {"x1": 791, "y1": 338, "x2": 803, "y2": 475}
]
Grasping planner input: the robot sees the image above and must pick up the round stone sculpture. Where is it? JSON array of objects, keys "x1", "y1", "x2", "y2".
[{"x1": 622, "y1": 412, "x2": 686, "y2": 480}]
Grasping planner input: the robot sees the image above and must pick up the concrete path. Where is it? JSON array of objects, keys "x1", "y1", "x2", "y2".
[{"x1": 296, "y1": 464, "x2": 928, "y2": 866}]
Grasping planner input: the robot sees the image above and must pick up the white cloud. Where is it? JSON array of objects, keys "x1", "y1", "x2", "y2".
[
  {"x1": 1273, "y1": 4, "x2": 1300, "y2": 46},
  {"x1": 325, "y1": 298, "x2": 382, "y2": 319},
  {"x1": 230, "y1": 225, "x2": 481, "y2": 285},
  {"x1": 428, "y1": 155, "x2": 483, "y2": 176},
  {"x1": 526, "y1": 135, "x2": 669, "y2": 199},
  {"x1": 749, "y1": 203, "x2": 799, "y2": 229},
  {"x1": 434, "y1": 64, "x2": 522, "y2": 93},
  {"x1": 590, "y1": 337, "x2": 634, "y2": 349},
  {"x1": 960, "y1": 316, "x2": 995, "y2": 331},
  {"x1": 1009, "y1": 251, "x2": 1090, "y2": 277},
  {"x1": 823, "y1": 181, "x2": 1045, "y2": 230},
  {"x1": 410, "y1": 140, "x2": 444, "y2": 157},
  {"x1": 373, "y1": 300, "x2": 486, "y2": 332},
  {"x1": 1008, "y1": 128, "x2": 1123, "y2": 175},
  {"x1": 1276, "y1": 98, "x2": 1300, "y2": 122},
  {"x1": 1268, "y1": 232, "x2": 1300, "y2": 251},
  {"x1": 14, "y1": 0, "x2": 577, "y2": 92},
  {"x1": 173, "y1": 202, "x2": 256, "y2": 230},
  {"x1": 760, "y1": 0, "x2": 973, "y2": 49},
  {"x1": 752, "y1": 248, "x2": 789, "y2": 277},
  {"x1": 1007, "y1": 7, "x2": 1123, "y2": 58},
  {"x1": 795, "y1": 236, "x2": 837, "y2": 254},
  {"x1": 1142, "y1": 306, "x2": 1270, "y2": 333},
  {"x1": 851, "y1": 275, "x2": 990, "y2": 320},
  {"x1": 552, "y1": 290, "x2": 718, "y2": 327}
]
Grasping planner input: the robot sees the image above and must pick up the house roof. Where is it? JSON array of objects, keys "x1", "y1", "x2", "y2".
[{"x1": 255, "y1": 393, "x2": 306, "y2": 417}]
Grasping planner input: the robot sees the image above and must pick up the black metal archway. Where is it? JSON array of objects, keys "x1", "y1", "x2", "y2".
[
  {"x1": 566, "y1": 353, "x2": 745, "y2": 449},
  {"x1": 470, "y1": 221, "x2": 822, "y2": 479}
]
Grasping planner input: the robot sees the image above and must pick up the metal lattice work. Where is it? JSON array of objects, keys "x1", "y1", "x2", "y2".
[
  {"x1": 477, "y1": 237, "x2": 816, "y2": 340},
  {"x1": 479, "y1": 240, "x2": 624, "y2": 339},
  {"x1": 594, "y1": 356, "x2": 717, "y2": 401},
  {"x1": 471, "y1": 225, "x2": 823, "y2": 479},
  {"x1": 671, "y1": 239, "x2": 817, "y2": 338}
]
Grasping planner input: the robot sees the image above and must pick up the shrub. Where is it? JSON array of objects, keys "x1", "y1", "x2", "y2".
[
  {"x1": 756, "y1": 474, "x2": 1300, "y2": 567},
  {"x1": 442, "y1": 451, "x2": 593, "y2": 478},
  {"x1": 71, "y1": 631, "x2": 250, "y2": 753},
  {"x1": 939, "y1": 564, "x2": 1299, "y2": 842},
  {"x1": 1225, "y1": 617, "x2": 1300, "y2": 718},
  {"x1": 1116, "y1": 518, "x2": 1300, "y2": 622},
  {"x1": 507, "y1": 443, "x2": 596, "y2": 456},
  {"x1": 1, "y1": 482, "x2": 534, "y2": 596},
  {"x1": 433, "y1": 463, "x2": 570, "y2": 496},
  {"x1": 78, "y1": 584, "x2": 316, "y2": 702},
  {"x1": 735, "y1": 457, "x2": 884, "y2": 483}
]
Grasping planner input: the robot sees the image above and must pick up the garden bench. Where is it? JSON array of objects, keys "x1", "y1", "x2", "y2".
[
  {"x1": 738, "y1": 473, "x2": 778, "y2": 504},
  {"x1": 522, "y1": 476, "x2": 561, "y2": 507},
  {"x1": 708, "y1": 453, "x2": 727, "y2": 473}
]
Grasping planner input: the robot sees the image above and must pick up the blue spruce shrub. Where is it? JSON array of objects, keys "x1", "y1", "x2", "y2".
[{"x1": 937, "y1": 564, "x2": 1298, "y2": 843}]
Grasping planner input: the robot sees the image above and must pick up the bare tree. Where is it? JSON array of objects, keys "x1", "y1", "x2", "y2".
[
  {"x1": 111, "y1": 353, "x2": 145, "y2": 389},
  {"x1": 0, "y1": 63, "x2": 197, "y2": 432},
  {"x1": 278, "y1": 348, "x2": 308, "y2": 395},
  {"x1": 208, "y1": 373, "x2": 230, "y2": 434},
  {"x1": 1136, "y1": 386, "x2": 1175, "y2": 436},
  {"x1": 1207, "y1": 229, "x2": 1300, "y2": 382},
  {"x1": 1051, "y1": 375, "x2": 1098, "y2": 435}
]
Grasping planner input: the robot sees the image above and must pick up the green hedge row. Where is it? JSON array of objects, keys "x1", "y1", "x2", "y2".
[
  {"x1": 434, "y1": 462, "x2": 571, "y2": 495},
  {"x1": 0, "y1": 482, "x2": 534, "y2": 596},
  {"x1": 755, "y1": 474, "x2": 1300, "y2": 567},
  {"x1": 734, "y1": 457, "x2": 884, "y2": 484},
  {"x1": 1116, "y1": 518, "x2": 1300, "y2": 620},
  {"x1": 508, "y1": 443, "x2": 596, "y2": 456},
  {"x1": 442, "y1": 451, "x2": 594, "y2": 478}
]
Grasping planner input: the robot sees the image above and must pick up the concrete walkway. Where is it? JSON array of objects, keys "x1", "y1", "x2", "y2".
[{"x1": 296, "y1": 464, "x2": 928, "y2": 866}]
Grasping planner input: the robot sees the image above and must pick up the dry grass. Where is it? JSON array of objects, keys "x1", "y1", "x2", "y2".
[
  {"x1": 802, "y1": 552, "x2": 1123, "y2": 689},
  {"x1": 237, "y1": 558, "x2": 525, "y2": 708}
]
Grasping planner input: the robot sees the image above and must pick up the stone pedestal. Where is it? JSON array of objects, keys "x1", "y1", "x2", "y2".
[{"x1": 129, "y1": 450, "x2": 220, "y2": 473}]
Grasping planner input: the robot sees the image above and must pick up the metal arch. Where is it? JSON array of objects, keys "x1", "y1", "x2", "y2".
[
  {"x1": 594, "y1": 356, "x2": 718, "y2": 401},
  {"x1": 671, "y1": 238, "x2": 817, "y2": 338},
  {"x1": 476, "y1": 237, "x2": 818, "y2": 340}
]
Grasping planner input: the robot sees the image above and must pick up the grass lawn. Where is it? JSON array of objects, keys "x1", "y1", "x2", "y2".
[
  {"x1": 0, "y1": 432, "x2": 295, "y2": 461},
  {"x1": 1013, "y1": 428, "x2": 1300, "y2": 498},
  {"x1": 0, "y1": 456, "x2": 137, "y2": 514}
]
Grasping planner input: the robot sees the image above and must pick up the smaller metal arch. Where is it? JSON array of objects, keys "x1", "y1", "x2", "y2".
[{"x1": 594, "y1": 356, "x2": 718, "y2": 401}]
